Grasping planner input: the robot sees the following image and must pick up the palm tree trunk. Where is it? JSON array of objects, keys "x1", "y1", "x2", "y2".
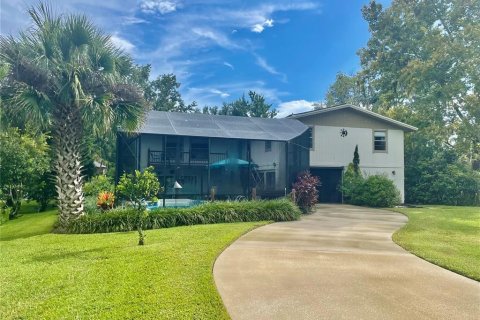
[{"x1": 54, "y1": 105, "x2": 85, "y2": 230}]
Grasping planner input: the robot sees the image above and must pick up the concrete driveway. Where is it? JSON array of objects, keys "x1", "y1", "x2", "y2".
[{"x1": 214, "y1": 204, "x2": 480, "y2": 320}]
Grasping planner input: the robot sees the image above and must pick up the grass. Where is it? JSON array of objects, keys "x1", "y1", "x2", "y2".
[
  {"x1": 0, "y1": 207, "x2": 267, "y2": 319},
  {"x1": 392, "y1": 206, "x2": 480, "y2": 281}
]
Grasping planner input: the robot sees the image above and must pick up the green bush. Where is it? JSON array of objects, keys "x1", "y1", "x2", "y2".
[
  {"x1": 83, "y1": 175, "x2": 114, "y2": 197},
  {"x1": 342, "y1": 165, "x2": 401, "y2": 207},
  {"x1": 0, "y1": 201, "x2": 11, "y2": 225},
  {"x1": 358, "y1": 175, "x2": 401, "y2": 207},
  {"x1": 67, "y1": 199, "x2": 301, "y2": 234},
  {"x1": 84, "y1": 196, "x2": 100, "y2": 215}
]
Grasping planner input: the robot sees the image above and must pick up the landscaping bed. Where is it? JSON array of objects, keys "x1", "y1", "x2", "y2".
[{"x1": 67, "y1": 199, "x2": 301, "y2": 234}]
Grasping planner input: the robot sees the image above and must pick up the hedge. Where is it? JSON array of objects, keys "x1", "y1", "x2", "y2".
[{"x1": 67, "y1": 199, "x2": 301, "y2": 234}]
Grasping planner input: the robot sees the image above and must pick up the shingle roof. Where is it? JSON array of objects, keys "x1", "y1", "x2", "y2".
[
  {"x1": 127, "y1": 111, "x2": 309, "y2": 141},
  {"x1": 287, "y1": 104, "x2": 418, "y2": 132}
]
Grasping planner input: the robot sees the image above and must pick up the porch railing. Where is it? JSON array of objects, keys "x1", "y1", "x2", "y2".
[{"x1": 148, "y1": 150, "x2": 227, "y2": 166}]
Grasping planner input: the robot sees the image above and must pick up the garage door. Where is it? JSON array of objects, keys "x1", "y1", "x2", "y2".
[{"x1": 310, "y1": 167, "x2": 343, "y2": 203}]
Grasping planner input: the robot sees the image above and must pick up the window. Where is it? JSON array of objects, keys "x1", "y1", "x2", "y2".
[
  {"x1": 307, "y1": 127, "x2": 314, "y2": 150},
  {"x1": 190, "y1": 137, "x2": 209, "y2": 162},
  {"x1": 266, "y1": 171, "x2": 275, "y2": 189},
  {"x1": 373, "y1": 130, "x2": 387, "y2": 151},
  {"x1": 265, "y1": 140, "x2": 272, "y2": 152}
]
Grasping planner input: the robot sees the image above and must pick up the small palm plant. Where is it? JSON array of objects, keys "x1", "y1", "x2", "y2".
[{"x1": 0, "y1": 3, "x2": 147, "y2": 229}]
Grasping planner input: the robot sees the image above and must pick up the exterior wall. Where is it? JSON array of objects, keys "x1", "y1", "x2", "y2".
[
  {"x1": 299, "y1": 110, "x2": 407, "y2": 202},
  {"x1": 250, "y1": 140, "x2": 286, "y2": 191}
]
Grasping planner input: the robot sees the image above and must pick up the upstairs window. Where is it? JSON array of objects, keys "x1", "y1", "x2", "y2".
[
  {"x1": 190, "y1": 137, "x2": 209, "y2": 161},
  {"x1": 265, "y1": 140, "x2": 272, "y2": 152},
  {"x1": 373, "y1": 130, "x2": 387, "y2": 151}
]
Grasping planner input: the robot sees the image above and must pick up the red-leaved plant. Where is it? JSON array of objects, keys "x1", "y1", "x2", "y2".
[
  {"x1": 97, "y1": 191, "x2": 115, "y2": 211},
  {"x1": 292, "y1": 171, "x2": 320, "y2": 213}
]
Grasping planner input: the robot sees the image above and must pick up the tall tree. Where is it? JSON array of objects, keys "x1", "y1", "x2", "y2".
[
  {"x1": 0, "y1": 3, "x2": 146, "y2": 228},
  {"x1": 325, "y1": 73, "x2": 371, "y2": 107},
  {"x1": 203, "y1": 91, "x2": 277, "y2": 118},
  {"x1": 358, "y1": 0, "x2": 479, "y2": 161},
  {"x1": 146, "y1": 73, "x2": 197, "y2": 112}
]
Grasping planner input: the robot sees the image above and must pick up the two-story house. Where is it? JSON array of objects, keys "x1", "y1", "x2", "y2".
[{"x1": 288, "y1": 104, "x2": 417, "y2": 203}]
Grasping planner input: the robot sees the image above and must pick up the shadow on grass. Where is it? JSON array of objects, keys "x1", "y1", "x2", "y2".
[{"x1": 29, "y1": 247, "x2": 107, "y2": 263}]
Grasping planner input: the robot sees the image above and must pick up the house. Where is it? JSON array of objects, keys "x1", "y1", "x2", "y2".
[
  {"x1": 116, "y1": 111, "x2": 310, "y2": 200},
  {"x1": 288, "y1": 104, "x2": 417, "y2": 203}
]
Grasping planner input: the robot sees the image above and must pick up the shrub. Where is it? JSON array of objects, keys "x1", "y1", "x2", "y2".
[
  {"x1": 83, "y1": 175, "x2": 114, "y2": 197},
  {"x1": 341, "y1": 165, "x2": 401, "y2": 207},
  {"x1": 359, "y1": 175, "x2": 401, "y2": 207},
  {"x1": 28, "y1": 171, "x2": 56, "y2": 212},
  {"x1": 0, "y1": 201, "x2": 11, "y2": 225},
  {"x1": 84, "y1": 196, "x2": 99, "y2": 215},
  {"x1": 67, "y1": 199, "x2": 301, "y2": 234},
  {"x1": 341, "y1": 163, "x2": 364, "y2": 204},
  {"x1": 292, "y1": 171, "x2": 320, "y2": 213},
  {"x1": 116, "y1": 166, "x2": 161, "y2": 210},
  {"x1": 116, "y1": 166, "x2": 162, "y2": 245},
  {"x1": 97, "y1": 191, "x2": 115, "y2": 211},
  {"x1": 0, "y1": 128, "x2": 50, "y2": 218}
]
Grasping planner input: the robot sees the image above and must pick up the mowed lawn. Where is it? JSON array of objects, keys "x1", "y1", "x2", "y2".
[
  {"x1": 0, "y1": 208, "x2": 266, "y2": 319},
  {"x1": 392, "y1": 206, "x2": 480, "y2": 281}
]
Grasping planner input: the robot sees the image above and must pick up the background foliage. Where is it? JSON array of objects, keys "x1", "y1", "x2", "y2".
[{"x1": 325, "y1": 0, "x2": 480, "y2": 205}]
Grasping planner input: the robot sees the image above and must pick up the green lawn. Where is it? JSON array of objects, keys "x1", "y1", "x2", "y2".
[
  {"x1": 0, "y1": 208, "x2": 266, "y2": 319},
  {"x1": 392, "y1": 206, "x2": 480, "y2": 281}
]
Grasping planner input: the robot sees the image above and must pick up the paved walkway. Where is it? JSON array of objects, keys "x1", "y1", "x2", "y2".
[{"x1": 214, "y1": 204, "x2": 480, "y2": 319}]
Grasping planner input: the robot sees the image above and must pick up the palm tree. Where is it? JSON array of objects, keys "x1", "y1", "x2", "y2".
[{"x1": 0, "y1": 3, "x2": 147, "y2": 230}]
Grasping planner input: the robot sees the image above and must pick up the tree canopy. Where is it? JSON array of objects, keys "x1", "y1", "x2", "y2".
[
  {"x1": 325, "y1": 0, "x2": 480, "y2": 204},
  {"x1": 0, "y1": 3, "x2": 147, "y2": 227},
  {"x1": 203, "y1": 91, "x2": 277, "y2": 118},
  {"x1": 146, "y1": 73, "x2": 197, "y2": 112}
]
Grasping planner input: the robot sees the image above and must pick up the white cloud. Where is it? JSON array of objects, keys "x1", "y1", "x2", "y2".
[
  {"x1": 252, "y1": 19, "x2": 274, "y2": 33},
  {"x1": 140, "y1": 0, "x2": 179, "y2": 14},
  {"x1": 276, "y1": 100, "x2": 316, "y2": 118},
  {"x1": 122, "y1": 16, "x2": 148, "y2": 25},
  {"x1": 223, "y1": 61, "x2": 234, "y2": 70},
  {"x1": 183, "y1": 81, "x2": 289, "y2": 108},
  {"x1": 255, "y1": 55, "x2": 287, "y2": 82},
  {"x1": 210, "y1": 89, "x2": 230, "y2": 98},
  {"x1": 110, "y1": 34, "x2": 135, "y2": 53},
  {"x1": 191, "y1": 27, "x2": 240, "y2": 49}
]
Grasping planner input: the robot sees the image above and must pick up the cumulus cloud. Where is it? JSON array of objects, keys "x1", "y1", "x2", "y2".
[
  {"x1": 140, "y1": 0, "x2": 179, "y2": 14},
  {"x1": 276, "y1": 100, "x2": 317, "y2": 118},
  {"x1": 251, "y1": 19, "x2": 274, "y2": 33}
]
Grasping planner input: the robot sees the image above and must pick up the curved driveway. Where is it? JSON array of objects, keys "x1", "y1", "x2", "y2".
[{"x1": 214, "y1": 205, "x2": 479, "y2": 319}]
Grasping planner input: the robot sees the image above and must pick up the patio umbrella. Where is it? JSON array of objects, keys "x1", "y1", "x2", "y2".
[{"x1": 209, "y1": 158, "x2": 257, "y2": 169}]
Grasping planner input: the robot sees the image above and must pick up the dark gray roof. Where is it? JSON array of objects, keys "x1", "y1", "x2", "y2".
[{"x1": 130, "y1": 111, "x2": 309, "y2": 141}]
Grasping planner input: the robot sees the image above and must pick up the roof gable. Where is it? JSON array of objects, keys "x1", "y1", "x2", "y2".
[
  {"x1": 288, "y1": 104, "x2": 417, "y2": 132},
  {"x1": 127, "y1": 111, "x2": 309, "y2": 141}
]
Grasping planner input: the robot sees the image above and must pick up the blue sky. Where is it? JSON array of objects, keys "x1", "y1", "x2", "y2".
[{"x1": 1, "y1": 0, "x2": 390, "y2": 117}]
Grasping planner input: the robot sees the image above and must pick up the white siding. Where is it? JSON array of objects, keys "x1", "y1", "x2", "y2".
[{"x1": 310, "y1": 125, "x2": 405, "y2": 201}]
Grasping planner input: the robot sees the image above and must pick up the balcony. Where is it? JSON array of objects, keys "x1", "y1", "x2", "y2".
[{"x1": 148, "y1": 150, "x2": 227, "y2": 166}]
